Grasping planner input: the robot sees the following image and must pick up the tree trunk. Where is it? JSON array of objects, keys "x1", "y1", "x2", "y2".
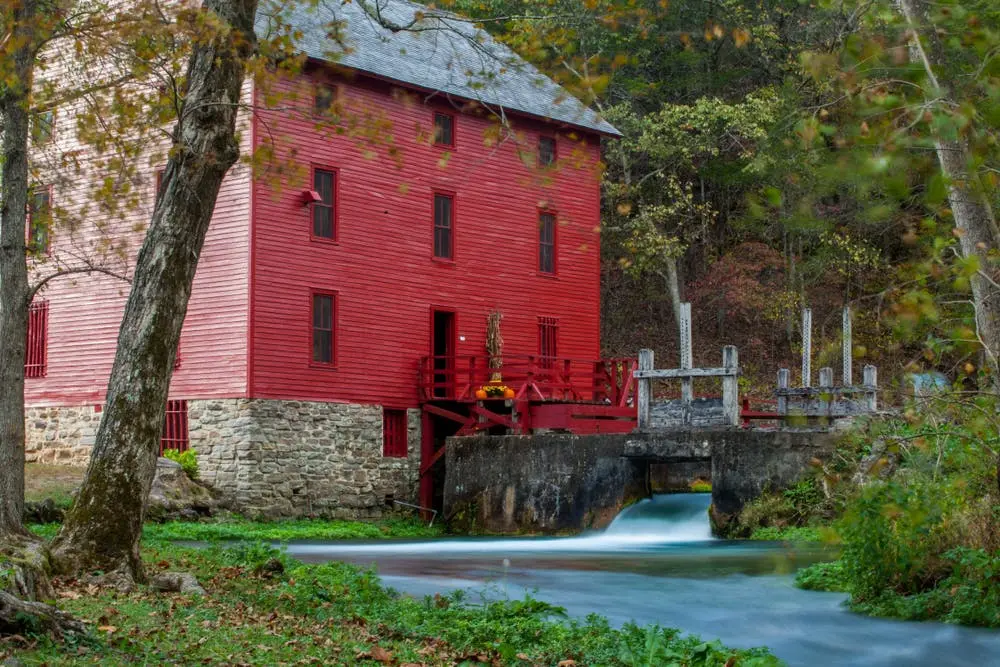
[
  {"x1": 897, "y1": 0, "x2": 1000, "y2": 377},
  {"x1": 49, "y1": 0, "x2": 259, "y2": 584},
  {"x1": 0, "y1": 0, "x2": 40, "y2": 541},
  {"x1": 661, "y1": 256, "x2": 683, "y2": 330}
]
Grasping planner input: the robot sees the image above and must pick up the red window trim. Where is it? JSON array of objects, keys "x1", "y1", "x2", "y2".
[
  {"x1": 382, "y1": 408, "x2": 408, "y2": 458},
  {"x1": 25, "y1": 300, "x2": 49, "y2": 379},
  {"x1": 538, "y1": 135, "x2": 557, "y2": 167},
  {"x1": 538, "y1": 208, "x2": 558, "y2": 276},
  {"x1": 538, "y1": 316, "x2": 559, "y2": 369},
  {"x1": 309, "y1": 289, "x2": 338, "y2": 369},
  {"x1": 432, "y1": 190, "x2": 456, "y2": 262},
  {"x1": 160, "y1": 399, "x2": 190, "y2": 455},
  {"x1": 314, "y1": 81, "x2": 339, "y2": 116},
  {"x1": 309, "y1": 165, "x2": 339, "y2": 244},
  {"x1": 27, "y1": 185, "x2": 52, "y2": 256},
  {"x1": 432, "y1": 110, "x2": 456, "y2": 148}
]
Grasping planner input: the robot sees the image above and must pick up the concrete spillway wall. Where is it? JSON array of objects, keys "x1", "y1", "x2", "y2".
[{"x1": 444, "y1": 428, "x2": 837, "y2": 534}]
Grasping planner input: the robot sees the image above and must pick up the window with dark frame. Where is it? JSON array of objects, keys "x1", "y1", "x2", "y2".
[
  {"x1": 25, "y1": 301, "x2": 49, "y2": 379},
  {"x1": 312, "y1": 293, "x2": 335, "y2": 365},
  {"x1": 160, "y1": 399, "x2": 189, "y2": 454},
  {"x1": 315, "y1": 84, "x2": 336, "y2": 114},
  {"x1": 312, "y1": 169, "x2": 336, "y2": 239},
  {"x1": 539, "y1": 136, "x2": 556, "y2": 167},
  {"x1": 539, "y1": 211, "x2": 556, "y2": 274},
  {"x1": 538, "y1": 317, "x2": 558, "y2": 369},
  {"x1": 383, "y1": 409, "x2": 408, "y2": 458},
  {"x1": 28, "y1": 187, "x2": 51, "y2": 255},
  {"x1": 433, "y1": 193, "x2": 454, "y2": 260},
  {"x1": 32, "y1": 110, "x2": 54, "y2": 145},
  {"x1": 433, "y1": 112, "x2": 454, "y2": 146}
]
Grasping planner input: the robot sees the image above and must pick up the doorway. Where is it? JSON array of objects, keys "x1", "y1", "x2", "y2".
[{"x1": 432, "y1": 309, "x2": 456, "y2": 398}]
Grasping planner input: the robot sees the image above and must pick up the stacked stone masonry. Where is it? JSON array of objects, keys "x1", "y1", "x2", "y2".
[{"x1": 24, "y1": 399, "x2": 420, "y2": 518}]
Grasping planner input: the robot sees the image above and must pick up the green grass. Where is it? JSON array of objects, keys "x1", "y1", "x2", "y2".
[
  {"x1": 748, "y1": 526, "x2": 825, "y2": 542},
  {"x1": 6, "y1": 542, "x2": 782, "y2": 666},
  {"x1": 30, "y1": 516, "x2": 443, "y2": 543},
  {"x1": 24, "y1": 464, "x2": 84, "y2": 507}
]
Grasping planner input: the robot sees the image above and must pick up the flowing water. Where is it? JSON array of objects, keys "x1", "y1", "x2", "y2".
[{"x1": 282, "y1": 495, "x2": 1000, "y2": 666}]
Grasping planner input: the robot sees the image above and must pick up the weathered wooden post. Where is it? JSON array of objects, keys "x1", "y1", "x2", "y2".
[
  {"x1": 863, "y1": 364, "x2": 878, "y2": 412},
  {"x1": 801, "y1": 307, "x2": 812, "y2": 387},
  {"x1": 680, "y1": 302, "x2": 693, "y2": 404},
  {"x1": 637, "y1": 348, "x2": 654, "y2": 430},
  {"x1": 721, "y1": 345, "x2": 740, "y2": 426},
  {"x1": 818, "y1": 367, "x2": 834, "y2": 415},
  {"x1": 842, "y1": 306, "x2": 853, "y2": 387},
  {"x1": 777, "y1": 368, "x2": 790, "y2": 415}
]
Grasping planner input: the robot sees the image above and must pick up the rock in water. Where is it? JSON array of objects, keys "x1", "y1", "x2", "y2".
[{"x1": 147, "y1": 457, "x2": 224, "y2": 521}]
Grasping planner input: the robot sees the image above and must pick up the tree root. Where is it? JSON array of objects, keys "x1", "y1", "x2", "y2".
[
  {"x1": 0, "y1": 590, "x2": 86, "y2": 638},
  {"x1": 1, "y1": 537, "x2": 86, "y2": 640}
]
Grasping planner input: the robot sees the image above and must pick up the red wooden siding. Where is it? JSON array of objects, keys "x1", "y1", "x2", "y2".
[
  {"x1": 25, "y1": 301, "x2": 49, "y2": 378},
  {"x1": 383, "y1": 408, "x2": 408, "y2": 458},
  {"x1": 160, "y1": 399, "x2": 189, "y2": 454},
  {"x1": 23, "y1": 82, "x2": 255, "y2": 407},
  {"x1": 249, "y1": 69, "x2": 603, "y2": 408}
]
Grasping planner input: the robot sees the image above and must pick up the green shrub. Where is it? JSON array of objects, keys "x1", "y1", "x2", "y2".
[
  {"x1": 689, "y1": 479, "x2": 712, "y2": 493},
  {"x1": 795, "y1": 560, "x2": 847, "y2": 591},
  {"x1": 162, "y1": 448, "x2": 199, "y2": 480}
]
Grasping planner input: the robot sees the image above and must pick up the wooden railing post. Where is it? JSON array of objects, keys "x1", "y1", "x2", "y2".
[
  {"x1": 680, "y1": 302, "x2": 693, "y2": 404},
  {"x1": 842, "y1": 306, "x2": 853, "y2": 387},
  {"x1": 637, "y1": 349, "x2": 654, "y2": 430},
  {"x1": 777, "y1": 368, "x2": 790, "y2": 415},
  {"x1": 801, "y1": 307, "x2": 812, "y2": 388},
  {"x1": 721, "y1": 345, "x2": 739, "y2": 427},
  {"x1": 863, "y1": 365, "x2": 878, "y2": 412},
  {"x1": 818, "y1": 367, "x2": 833, "y2": 415}
]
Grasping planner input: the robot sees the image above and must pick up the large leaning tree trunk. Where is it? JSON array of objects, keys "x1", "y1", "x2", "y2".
[
  {"x1": 49, "y1": 0, "x2": 259, "y2": 585},
  {"x1": 0, "y1": 0, "x2": 41, "y2": 542},
  {"x1": 897, "y1": 0, "x2": 1000, "y2": 378}
]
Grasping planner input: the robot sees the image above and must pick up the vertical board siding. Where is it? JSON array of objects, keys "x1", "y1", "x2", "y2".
[
  {"x1": 250, "y1": 71, "x2": 603, "y2": 408},
  {"x1": 23, "y1": 79, "x2": 255, "y2": 407}
]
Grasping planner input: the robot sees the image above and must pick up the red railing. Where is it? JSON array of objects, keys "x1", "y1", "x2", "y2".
[{"x1": 418, "y1": 355, "x2": 636, "y2": 406}]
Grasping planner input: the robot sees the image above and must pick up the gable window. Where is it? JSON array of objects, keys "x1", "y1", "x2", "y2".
[
  {"x1": 538, "y1": 211, "x2": 556, "y2": 274},
  {"x1": 538, "y1": 316, "x2": 558, "y2": 369},
  {"x1": 312, "y1": 168, "x2": 336, "y2": 240},
  {"x1": 433, "y1": 112, "x2": 454, "y2": 147},
  {"x1": 383, "y1": 409, "x2": 408, "y2": 458},
  {"x1": 433, "y1": 193, "x2": 454, "y2": 260},
  {"x1": 539, "y1": 136, "x2": 556, "y2": 167},
  {"x1": 160, "y1": 399, "x2": 189, "y2": 454},
  {"x1": 311, "y1": 292, "x2": 336, "y2": 365},
  {"x1": 25, "y1": 300, "x2": 49, "y2": 379},
  {"x1": 315, "y1": 84, "x2": 337, "y2": 114},
  {"x1": 32, "y1": 110, "x2": 54, "y2": 145},
  {"x1": 28, "y1": 186, "x2": 51, "y2": 255}
]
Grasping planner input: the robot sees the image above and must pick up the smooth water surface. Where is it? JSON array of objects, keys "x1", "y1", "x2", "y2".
[{"x1": 282, "y1": 495, "x2": 1000, "y2": 666}]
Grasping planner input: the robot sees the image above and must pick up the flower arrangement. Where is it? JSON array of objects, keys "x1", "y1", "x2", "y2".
[{"x1": 475, "y1": 383, "x2": 516, "y2": 400}]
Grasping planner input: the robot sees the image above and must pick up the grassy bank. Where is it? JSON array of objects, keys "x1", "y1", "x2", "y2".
[
  {"x1": 6, "y1": 541, "x2": 780, "y2": 666},
  {"x1": 732, "y1": 405, "x2": 1000, "y2": 627},
  {"x1": 28, "y1": 516, "x2": 443, "y2": 543}
]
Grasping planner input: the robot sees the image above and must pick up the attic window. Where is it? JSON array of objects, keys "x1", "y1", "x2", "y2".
[
  {"x1": 539, "y1": 136, "x2": 556, "y2": 167},
  {"x1": 315, "y1": 84, "x2": 337, "y2": 114},
  {"x1": 433, "y1": 112, "x2": 454, "y2": 147}
]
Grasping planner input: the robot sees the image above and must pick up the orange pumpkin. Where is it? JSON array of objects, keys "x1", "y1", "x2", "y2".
[
  {"x1": 504, "y1": 388, "x2": 516, "y2": 399},
  {"x1": 475, "y1": 389, "x2": 488, "y2": 400}
]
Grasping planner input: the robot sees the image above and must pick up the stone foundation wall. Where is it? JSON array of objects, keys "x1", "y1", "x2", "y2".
[
  {"x1": 190, "y1": 399, "x2": 420, "y2": 519},
  {"x1": 25, "y1": 405, "x2": 98, "y2": 466},
  {"x1": 23, "y1": 399, "x2": 421, "y2": 519}
]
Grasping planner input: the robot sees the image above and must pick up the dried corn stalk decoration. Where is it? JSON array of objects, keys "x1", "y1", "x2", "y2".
[{"x1": 486, "y1": 308, "x2": 503, "y2": 382}]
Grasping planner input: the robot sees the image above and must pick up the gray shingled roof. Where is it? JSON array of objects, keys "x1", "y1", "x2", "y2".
[{"x1": 256, "y1": 0, "x2": 620, "y2": 136}]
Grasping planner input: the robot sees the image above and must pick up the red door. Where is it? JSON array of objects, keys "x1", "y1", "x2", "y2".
[{"x1": 432, "y1": 310, "x2": 456, "y2": 398}]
